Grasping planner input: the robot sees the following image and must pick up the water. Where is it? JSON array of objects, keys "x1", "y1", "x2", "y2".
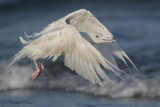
[
  {"x1": 0, "y1": 90, "x2": 160, "y2": 107},
  {"x1": 0, "y1": 0, "x2": 160, "y2": 106}
]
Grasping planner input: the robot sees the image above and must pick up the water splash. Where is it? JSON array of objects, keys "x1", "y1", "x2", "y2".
[{"x1": 1, "y1": 63, "x2": 160, "y2": 99}]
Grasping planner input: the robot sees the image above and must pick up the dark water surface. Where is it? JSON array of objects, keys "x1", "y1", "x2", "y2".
[{"x1": 0, "y1": 90, "x2": 160, "y2": 107}]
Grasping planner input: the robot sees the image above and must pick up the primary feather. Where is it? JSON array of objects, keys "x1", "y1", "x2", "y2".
[{"x1": 9, "y1": 9, "x2": 138, "y2": 86}]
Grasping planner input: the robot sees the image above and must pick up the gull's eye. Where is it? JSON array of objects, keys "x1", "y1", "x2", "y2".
[{"x1": 96, "y1": 35, "x2": 99, "y2": 38}]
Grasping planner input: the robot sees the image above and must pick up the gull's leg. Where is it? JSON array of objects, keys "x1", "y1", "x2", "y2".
[
  {"x1": 32, "y1": 59, "x2": 41, "y2": 79},
  {"x1": 39, "y1": 59, "x2": 44, "y2": 71}
]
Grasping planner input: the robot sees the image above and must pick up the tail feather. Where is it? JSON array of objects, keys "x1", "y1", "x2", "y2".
[
  {"x1": 24, "y1": 32, "x2": 43, "y2": 38},
  {"x1": 19, "y1": 36, "x2": 32, "y2": 44},
  {"x1": 8, "y1": 49, "x2": 27, "y2": 67}
]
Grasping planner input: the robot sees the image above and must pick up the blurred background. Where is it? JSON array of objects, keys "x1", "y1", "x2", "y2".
[{"x1": 0, "y1": 0, "x2": 160, "y2": 107}]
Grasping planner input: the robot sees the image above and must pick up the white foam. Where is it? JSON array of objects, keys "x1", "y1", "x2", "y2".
[
  {"x1": 0, "y1": 63, "x2": 160, "y2": 98},
  {"x1": 0, "y1": 63, "x2": 33, "y2": 90}
]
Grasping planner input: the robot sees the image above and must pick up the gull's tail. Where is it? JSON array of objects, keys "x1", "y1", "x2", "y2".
[
  {"x1": 8, "y1": 35, "x2": 33, "y2": 67},
  {"x1": 8, "y1": 31, "x2": 44, "y2": 67},
  {"x1": 8, "y1": 48, "x2": 28, "y2": 67}
]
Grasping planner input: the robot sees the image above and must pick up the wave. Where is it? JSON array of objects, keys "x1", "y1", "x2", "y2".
[{"x1": 0, "y1": 63, "x2": 160, "y2": 99}]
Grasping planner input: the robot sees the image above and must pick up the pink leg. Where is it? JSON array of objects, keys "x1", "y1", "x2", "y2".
[
  {"x1": 32, "y1": 59, "x2": 44, "y2": 79},
  {"x1": 39, "y1": 59, "x2": 44, "y2": 71}
]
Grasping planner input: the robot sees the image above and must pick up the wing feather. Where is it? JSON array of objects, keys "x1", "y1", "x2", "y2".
[
  {"x1": 93, "y1": 44, "x2": 118, "y2": 67},
  {"x1": 93, "y1": 42, "x2": 139, "y2": 73},
  {"x1": 110, "y1": 42, "x2": 139, "y2": 72}
]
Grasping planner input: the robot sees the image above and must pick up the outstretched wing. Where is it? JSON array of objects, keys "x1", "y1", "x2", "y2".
[
  {"x1": 66, "y1": 9, "x2": 139, "y2": 73},
  {"x1": 93, "y1": 43, "x2": 139, "y2": 73},
  {"x1": 9, "y1": 25, "x2": 124, "y2": 86},
  {"x1": 22, "y1": 9, "x2": 112, "y2": 40},
  {"x1": 65, "y1": 9, "x2": 113, "y2": 38},
  {"x1": 93, "y1": 43, "x2": 118, "y2": 67}
]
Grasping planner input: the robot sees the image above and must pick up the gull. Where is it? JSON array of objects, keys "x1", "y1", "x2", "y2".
[{"x1": 9, "y1": 9, "x2": 138, "y2": 86}]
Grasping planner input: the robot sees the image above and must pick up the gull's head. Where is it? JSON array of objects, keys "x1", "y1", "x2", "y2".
[{"x1": 88, "y1": 33, "x2": 115, "y2": 43}]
